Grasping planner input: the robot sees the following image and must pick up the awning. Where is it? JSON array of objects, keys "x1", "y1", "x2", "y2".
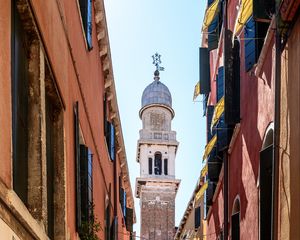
[
  {"x1": 201, "y1": 164, "x2": 208, "y2": 177},
  {"x1": 211, "y1": 96, "x2": 224, "y2": 131},
  {"x1": 193, "y1": 82, "x2": 200, "y2": 101},
  {"x1": 233, "y1": 0, "x2": 253, "y2": 35},
  {"x1": 203, "y1": 134, "x2": 217, "y2": 160},
  {"x1": 202, "y1": 0, "x2": 220, "y2": 31},
  {"x1": 195, "y1": 182, "x2": 208, "y2": 201}
]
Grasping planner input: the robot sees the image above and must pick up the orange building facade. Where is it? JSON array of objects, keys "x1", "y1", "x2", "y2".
[{"x1": 0, "y1": 0, "x2": 135, "y2": 239}]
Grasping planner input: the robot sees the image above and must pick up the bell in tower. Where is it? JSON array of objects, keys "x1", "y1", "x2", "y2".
[{"x1": 135, "y1": 53, "x2": 181, "y2": 240}]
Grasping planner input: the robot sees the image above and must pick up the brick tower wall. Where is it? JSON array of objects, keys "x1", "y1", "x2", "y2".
[{"x1": 140, "y1": 183, "x2": 177, "y2": 240}]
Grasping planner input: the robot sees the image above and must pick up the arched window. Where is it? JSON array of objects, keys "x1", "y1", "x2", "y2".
[
  {"x1": 259, "y1": 126, "x2": 274, "y2": 239},
  {"x1": 154, "y1": 152, "x2": 162, "y2": 175},
  {"x1": 231, "y1": 197, "x2": 240, "y2": 240}
]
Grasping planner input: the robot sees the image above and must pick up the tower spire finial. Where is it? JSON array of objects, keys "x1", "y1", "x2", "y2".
[{"x1": 152, "y1": 52, "x2": 165, "y2": 81}]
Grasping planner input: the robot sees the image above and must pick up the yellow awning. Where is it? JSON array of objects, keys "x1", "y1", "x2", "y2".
[
  {"x1": 201, "y1": 164, "x2": 208, "y2": 177},
  {"x1": 233, "y1": 0, "x2": 253, "y2": 35},
  {"x1": 211, "y1": 96, "x2": 224, "y2": 130},
  {"x1": 203, "y1": 134, "x2": 217, "y2": 160},
  {"x1": 202, "y1": 0, "x2": 220, "y2": 31},
  {"x1": 195, "y1": 182, "x2": 208, "y2": 201},
  {"x1": 193, "y1": 82, "x2": 200, "y2": 101}
]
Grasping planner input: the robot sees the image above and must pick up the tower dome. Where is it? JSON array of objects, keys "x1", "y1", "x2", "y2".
[{"x1": 141, "y1": 80, "x2": 172, "y2": 108}]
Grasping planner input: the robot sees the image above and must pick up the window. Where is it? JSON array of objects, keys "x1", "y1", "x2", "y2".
[
  {"x1": 154, "y1": 152, "x2": 162, "y2": 175},
  {"x1": 119, "y1": 187, "x2": 126, "y2": 219},
  {"x1": 80, "y1": 145, "x2": 93, "y2": 224},
  {"x1": 224, "y1": 33, "x2": 240, "y2": 125},
  {"x1": 164, "y1": 159, "x2": 168, "y2": 175},
  {"x1": 194, "y1": 206, "x2": 201, "y2": 229},
  {"x1": 148, "y1": 158, "x2": 153, "y2": 174},
  {"x1": 207, "y1": 0, "x2": 223, "y2": 51},
  {"x1": 78, "y1": 0, "x2": 93, "y2": 50},
  {"x1": 259, "y1": 144, "x2": 273, "y2": 239},
  {"x1": 231, "y1": 199, "x2": 240, "y2": 240},
  {"x1": 12, "y1": 0, "x2": 29, "y2": 204},
  {"x1": 106, "y1": 122, "x2": 116, "y2": 161},
  {"x1": 244, "y1": 16, "x2": 269, "y2": 72}
]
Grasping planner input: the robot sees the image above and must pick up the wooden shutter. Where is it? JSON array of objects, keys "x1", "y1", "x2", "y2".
[
  {"x1": 244, "y1": 17, "x2": 269, "y2": 72},
  {"x1": 110, "y1": 123, "x2": 115, "y2": 161},
  {"x1": 206, "y1": 182, "x2": 216, "y2": 206},
  {"x1": 80, "y1": 144, "x2": 89, "y2": 222},
  {"x1": 87, "y1": 148, "x2": 93, "y2": 218},
  {"x1": 126, "y1": 208, "x2": 134, "y2": 232},
  {"x1": 259, "y1": 145, "x2": 273, "y2": 239},
  {"x1": 203, "y1": 94, "x2": 209, "y2": 116},
  {"x1": 217, "y1": 67, "x2": 224, "y2": 102},
  {"x1": 207, "y1": 106, "x2": 215, "y2": 143},
  {"x1": 208, "y1": 2, "x2": 223, "y2": 51},
  {"x1": 74, "y1": 102, "x2": 81, "y2": 229},
  {"x1": 208, "y1": 161, "x2": 222, "y2": 182},
  {"x1": 199, "y1": 48, "x2": 211, "y2": 94},
  {"x1": 148, "y1": 158, "x2": 153, "y2": 174},
  {"x1": 216, "y1": 115, "x2": 232, "y2": 151},
  {"x1": 79, "y1": 0, "x2": 93, "y2": 50},
  {"x1": 225, "y1": 32, "x2": 240, "y2": 125},
  {"x1": 12, "y1": 1, "x2": 29, "y2": 204},
  {"x1": 194, "y1": 206, "x2": 201, "y2": 229},
  {"x1": 244, "y1": 17, "x2": 256, "y2": 72},
  {"x1": 231, "y1": 212, "x2": 240, "y2": 240}
]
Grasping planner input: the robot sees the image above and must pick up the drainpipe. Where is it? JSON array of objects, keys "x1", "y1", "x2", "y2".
[
  {"x1": 272, "y1": 0, "x2": 281, "y2": 239},
  {"x1": 223, "y1": 0, "x2": 229, "y2": 239}
]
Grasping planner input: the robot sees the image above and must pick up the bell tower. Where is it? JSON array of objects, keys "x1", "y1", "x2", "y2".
[{"x1": 135, "y1": 53, "x2": 180, "y2": 240}]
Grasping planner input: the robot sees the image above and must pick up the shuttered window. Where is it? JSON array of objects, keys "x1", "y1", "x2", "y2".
[
  {"x1": 12, "y1": 0, "x2": 29, "y2": 205},
  {"x1": 106, "y1": 122, "x2": 116, "y2": 161},
  {"x1": 203, "y1": 94, "x2": 209, "y2": 116},
  {"x1": 79, "y1": 0, "x2": 93, "y2": 50},
  {"x1": 224, "y1": 32, "x2": 240, "y2": 125},
  {"x1": 208, "y1": 1, "x2": 223, "y2": 51},
  {"x1": 244, "y1": 16, "x2": 269, "y2": 72},
  {"x1": 231, "y1": 212, "x2": 240, "y2": 240},
  {"x1": 259, "y1": 145, "x2": 273, "y2": 239},
  {"x1": 194, "y1": 206, "x2": 201, "y2": 229},
  {"x1": 199, "y1": 48, "x2": 211, "y2": 94},
  {"x1": 80, "y1": 145, "x2": 93, "y2": 223},
  {"x1": 125, "y1": 207, "x2": 134, "y2": 232},
  {"x1": 119, "y1": 188, "x2": 127, "y2": 219}
]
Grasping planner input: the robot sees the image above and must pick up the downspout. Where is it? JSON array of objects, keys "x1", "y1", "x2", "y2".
[
  {"x1": 223, "y1": 0, "x2": 229, "y2": 239},
  {"x1": 272, "y1": 0, "x2": 281, "y2": 239}
]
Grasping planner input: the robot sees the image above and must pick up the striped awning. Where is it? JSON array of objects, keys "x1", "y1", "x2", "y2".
[
  {"x1": 233, "y1": 0, "x2": 253, "y2": 35},
  {"x1": 211, "y1": 96, "x2": 224, "y2": 131},
  {"x1": 202, "y1": 0, "x2": 220, "y2": 31},
  {"x1": 195, "y1": 182, "x2": 209, "y2": 201},
  {"x1": 203, "y1": 134, "x2": 217, "y2": 160}
]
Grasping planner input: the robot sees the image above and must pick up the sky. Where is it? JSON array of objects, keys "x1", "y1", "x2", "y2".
[{"x1": 103, "y1": 0, "x2": 207, "y2": 237}]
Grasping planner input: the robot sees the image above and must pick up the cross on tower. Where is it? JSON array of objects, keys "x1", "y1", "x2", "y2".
[{"x1": 152, "y1": 52, "x2": 165, "y2": 72}]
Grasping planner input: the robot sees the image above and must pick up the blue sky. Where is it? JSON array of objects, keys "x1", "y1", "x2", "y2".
[{"x1": 104, "y1": 0, "x2": 206, "y2": 236}]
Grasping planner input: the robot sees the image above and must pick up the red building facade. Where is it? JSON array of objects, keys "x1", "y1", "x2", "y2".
[
  {"x1": 0, "y1": 0, "x2": 134, "y2": 239},
  {"x1": 199, "y1": 0, "x2": 279, "y2": 239}
]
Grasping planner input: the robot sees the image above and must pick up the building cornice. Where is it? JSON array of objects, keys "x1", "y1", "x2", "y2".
[{"x1": 93, "y1": 0, "x2": 135, "y2": 221}]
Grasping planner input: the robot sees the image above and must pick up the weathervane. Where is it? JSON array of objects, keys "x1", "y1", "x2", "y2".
[{"x1": 152, "y1": 52, "x2": 165, "y2": 81}]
